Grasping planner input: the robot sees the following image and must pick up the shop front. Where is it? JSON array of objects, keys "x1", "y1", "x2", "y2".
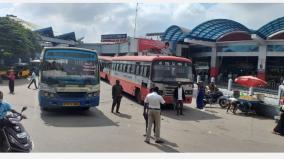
[
  {"x1": 218, "y1": 57, "x2": 258, "y2": 83},
  {"x1": 266, "y1": 57, "x2": 284, "y2": 90}
]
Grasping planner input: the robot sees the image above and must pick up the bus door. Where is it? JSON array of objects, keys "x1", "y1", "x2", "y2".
[
  {"x1": 141, "y1": 65, "x2": 150, "y2": 100},
  {"x1": 141, "y1": 80, "x2": 148, "y2": 100}
]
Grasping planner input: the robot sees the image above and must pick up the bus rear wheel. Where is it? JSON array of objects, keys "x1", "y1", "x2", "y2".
[{"x1": 135, "y1": 89, "x2": 142, "y2": 104}]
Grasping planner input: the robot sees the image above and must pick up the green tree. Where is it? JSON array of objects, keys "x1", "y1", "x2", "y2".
[{"x1": 0, "y1": 16, "x2": 40, "y2": 65}]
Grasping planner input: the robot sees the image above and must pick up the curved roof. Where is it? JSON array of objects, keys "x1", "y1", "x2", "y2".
[
  {"x1": 161, "y1": 25, "x2": 190, "y2": 42},
  {"x1": 186, "y1": 19, "x2": 251, "y2": 42},
  {"x1": 34, "y1": 27, "x2": 54, "y2": 37},
  {"x1": 56, "y1": 32, "x2": 76, "y2": 41},
  {"x1": 112, "y1": 55, "x2": 192, "y2": 63},
  {"x1": 257, "y1": 17, "x2": 284, "y2": 39}
]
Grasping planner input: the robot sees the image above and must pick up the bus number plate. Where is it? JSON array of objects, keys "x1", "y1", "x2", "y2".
[{"x1": 63, "y1": 102, "x2": 80, "y2": 106}]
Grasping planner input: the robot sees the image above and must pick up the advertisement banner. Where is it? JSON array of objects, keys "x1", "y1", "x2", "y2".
[{"x1": 138, "y1": 38, "x2": 166, "y2": 52}]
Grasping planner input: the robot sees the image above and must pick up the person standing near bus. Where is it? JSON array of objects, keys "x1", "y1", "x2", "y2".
[
  {"x1": 111, "y1": 80, "x2": 123, "y2": 113},
  {"x1": 144, "y1": 87, "x2": 165, "y2": 144},
  {"x1": 173, "y1": 82, "x2": 186, "y2": 115},
  {"x1": 7, "y1": 68, "x2": 15, "y2": 94},
  {"x1": 143, "y1": 88, "x2": 156, "y2": 136},
  {"x1": 28, "y1": 71, "x2": 38, "y2": 89},
  {"x1": 196, "y1": 81, "x2": 205, "y2": 110}
]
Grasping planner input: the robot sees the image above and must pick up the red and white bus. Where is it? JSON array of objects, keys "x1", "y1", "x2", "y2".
[
  {"x1": 109, "y1": 56, "x2": 193, "y2": 105},
  {"x1": 98, "y1": 56, "x2": 112, "y2": 82}
]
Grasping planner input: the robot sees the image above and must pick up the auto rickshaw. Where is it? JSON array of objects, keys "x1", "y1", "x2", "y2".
[{"x1": 13, "y1": 63, "x2": 31, "y2": 78}]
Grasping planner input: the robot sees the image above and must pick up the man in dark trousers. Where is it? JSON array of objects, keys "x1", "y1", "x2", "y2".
[
  {"x1": 173, "y1": 82, "x2": 186, "y2": 115},
  {"x1": 7, "y1": 68, "x2": 15, "y2": 94},
  {"x1": 28, "y1": 71, "x2": 38, "y2": 89},
  {"x1": 111, "y1": 80, "x2": 123, "y2": 113}
]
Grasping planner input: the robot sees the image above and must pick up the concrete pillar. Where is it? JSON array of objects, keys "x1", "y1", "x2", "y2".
[
  {"x1": 210, "y1": 46, "x2": 219, "y2": 78},
  {"x1": 175, "y1": 44, "x2": 182, "y2": 57},
  {"x1": 228, "y1": 78, "x2": 232, "y2": 91},
  {"x1": 257, "y1": 45, "x2": 267, "y2": 80}
]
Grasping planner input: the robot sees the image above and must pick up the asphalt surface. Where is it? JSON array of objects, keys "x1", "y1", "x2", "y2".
[{"x1": 1, "y1": 79, "x2": 284, "y2": 152}]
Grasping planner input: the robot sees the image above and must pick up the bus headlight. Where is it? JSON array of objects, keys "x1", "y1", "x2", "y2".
[
  {"x1": 185, "y1": 90, "x2": 192, "y2": 95},
  {"x1": 43, "y1": 91, "x2": 55, "y2": 97},
  {"x1": 88, "y1": 91, "x2": 100, "y2": 97}
]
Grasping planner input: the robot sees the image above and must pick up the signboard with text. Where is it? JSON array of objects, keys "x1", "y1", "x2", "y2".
[{"x1": 101, "y1": 34, "x2": 127, "y2": 43}]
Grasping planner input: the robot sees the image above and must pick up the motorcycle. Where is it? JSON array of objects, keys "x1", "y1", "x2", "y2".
[
  {"x1": 0, "y1": 106, "x2": 33, "y2": 152},
  {"x1": 203, "y1": 91, "x2": 227, "y2": 108},
  {"x1": 226, "y1": 98, "x2": 258, "y2": 115}
]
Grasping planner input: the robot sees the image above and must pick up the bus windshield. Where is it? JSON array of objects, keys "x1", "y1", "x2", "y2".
[
  {"x1": 41, "y1": 50, "x2": 99, "y2": 85},
  {"x1": 152, "y1": 60, "x2": 192, "y2": 83}
]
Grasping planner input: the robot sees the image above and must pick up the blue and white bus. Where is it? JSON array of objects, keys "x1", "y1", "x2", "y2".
[{"x1": 38, "y1": 47, "x2": 100, "y2": 110}]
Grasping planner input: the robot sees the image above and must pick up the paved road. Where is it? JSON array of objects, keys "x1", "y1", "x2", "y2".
[{"x1": 1, "y1": 79, "x2": 284, "y2": 152}]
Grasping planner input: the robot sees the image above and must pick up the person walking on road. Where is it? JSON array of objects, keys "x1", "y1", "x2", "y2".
[
  {"x1": 28, "y1": 71, "x2": 38, "y2": 89},
  {"x1": 196, "y1": 81, "x2": 205, "y2": 110},
  {"x1": 173, "y1": 82, "x2": 186, "y2": 116},
  {"x1": 111, "y1": 80, "x2": 123, "y2": 113},
  {"x1": 7, "y1": 68, "x2": 15, "y2": 94},
  {"x1": 143, "y1": 88, "x2": 155, "y2": 136},
  {"x1": 144, "y1": 87, "x2": 165, "y2": 144}
]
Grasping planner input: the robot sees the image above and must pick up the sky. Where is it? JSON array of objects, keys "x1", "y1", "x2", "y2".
[{"x1": 1, "y1": 3, "x2": 284, "y2": 42}]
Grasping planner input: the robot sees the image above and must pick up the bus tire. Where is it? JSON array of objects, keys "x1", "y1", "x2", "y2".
[
  {"x1": 105, "y1": 75, "x2": 109, "y2": 83},
  {"x1": 135, "y1": 89, "x2": 142, "y2": 104}
]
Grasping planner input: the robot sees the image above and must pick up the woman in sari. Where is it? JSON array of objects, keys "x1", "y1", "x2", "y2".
[{"x1": 196, "y1": 81, "x2": 205, "y2": 109}]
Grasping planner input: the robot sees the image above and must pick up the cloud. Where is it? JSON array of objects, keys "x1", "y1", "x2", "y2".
[{"x1": 1, "y1": 3, "x2": 284, "y2": 42}]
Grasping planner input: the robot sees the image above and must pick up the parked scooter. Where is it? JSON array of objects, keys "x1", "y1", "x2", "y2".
[
  {"x1": 0, "y1": 106, "x2": 33, "y2": 152},
  {"x1": 203, "y1": 91, "x2": 226, "y2": 107}
]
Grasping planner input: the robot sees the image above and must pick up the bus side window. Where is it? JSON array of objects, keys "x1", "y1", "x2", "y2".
[
  {"x1": 140, "y1": 66, "x2": 144, "y2": 76},
  {"x1": 118, "y1": 64, "x2": 121, "y2": 72},
  {"x1": 131, "y1": 64, "x2": 135, "y2": 74},
  {"x1": 145, "y1": 66, "x2": 150, "y2": 77},
  {"x1": 122, "y1": 64, "x2": 125, "y2": 72},
  {"x1": 127, "y1": 64, "x2": 131, "y2": 73},
  {"x1": 120, "y1": 64, "x2": 123, "y2": 72},
  {"x1": 135, "y1": 65, "x2": 140, "y2": 75},
  {"x1": 115, "y1": 63, "x2": 118, "y2": 71}
]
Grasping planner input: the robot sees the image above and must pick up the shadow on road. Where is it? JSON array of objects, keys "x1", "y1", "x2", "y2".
[
  {"x1": 113, "y1": 112, "x2": 132, "y2": 119},
  {"x1": 148, "y1": 138, "x2": 179, "y2": 152},
  {"x1": 40, "y1": 107, "x2": 119, "y2": 127},
  {"x1": 0, "y1": 79, "x2": 30, "y2": 87},
  {"x1": 228, "y1": 111, "x2": 273, "y2": 121},
  {"x1": 162, "y1": 106, "x2": 222, "y2": 122}
]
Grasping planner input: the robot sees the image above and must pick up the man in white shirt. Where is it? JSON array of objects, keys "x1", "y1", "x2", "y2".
[
  {"x1": 173, "y1": 82, "x2": 186, "y2": 115},
  {"x1": 28, "y1": 71, "x2": 38, "y2": 89},
  {"x1": 144, "y1": 87, "x2": 165, "y2": 144}
]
